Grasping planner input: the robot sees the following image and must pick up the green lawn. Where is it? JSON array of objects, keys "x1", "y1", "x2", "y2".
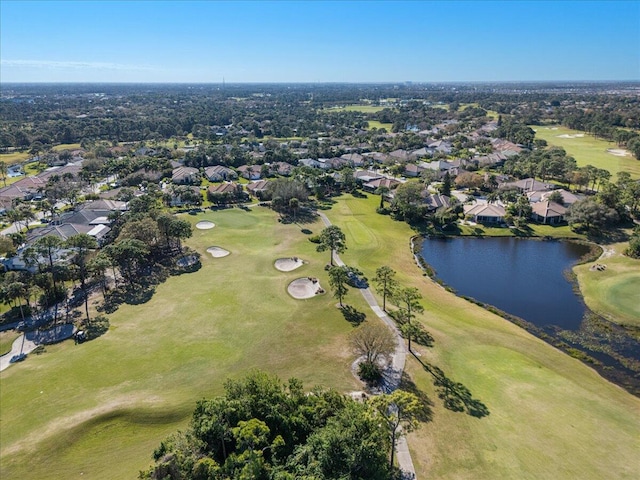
[
  {"x1": 532, "y1": 125, "x2": 640, "y2": 179},
  {"x1": 0, "y1": 330, "x2": 20, "y2": 356},
  {"x1": 0, "y1": 143, "x2": 84, "y2": 165},
  {"x1": 342, "y1": 104, "x2": 387, "y2": 113},
  {"x1": 367, "y1": 120, "x2": 394, "y2": 131},
  {"x1": 1, "y1": 197, "x2": 639, "y2": 480},
  {"x1": 0, "y1": 207, "x2": 359, "y2": 479},
  {"x1": 325, "y1": 194, "x2": 640, "y2": 480},
  {"x1": 575, "y1": 242, "x2": 640, "y2": 327}
]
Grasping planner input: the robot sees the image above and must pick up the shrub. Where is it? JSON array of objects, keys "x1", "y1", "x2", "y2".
[{"x1": 358, "y1": 360, "x2": 382, "y2": 383}]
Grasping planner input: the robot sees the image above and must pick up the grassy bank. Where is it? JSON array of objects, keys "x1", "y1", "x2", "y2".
[
  {"x1": 531, "y1": 125, "x2": 640, "y2": 179},
  {"x1": 575, "y1": 242, "x2": 640, "y2": 327}
]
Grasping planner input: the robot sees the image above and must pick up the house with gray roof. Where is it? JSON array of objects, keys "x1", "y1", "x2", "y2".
[
  {"x1": 464, "y1": 203, "x2": 506, "y2": 224},
  {"x1": 531, "y1": 201, "x2": 567, "y2": 224},
  {"x1": 205, "y1": 165, "x2": 238, "y2": 182}
]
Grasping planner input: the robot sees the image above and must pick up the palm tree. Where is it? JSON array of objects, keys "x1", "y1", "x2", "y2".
[{"x1": 0, "y1": 162, "x2": 7, "y2": 187}]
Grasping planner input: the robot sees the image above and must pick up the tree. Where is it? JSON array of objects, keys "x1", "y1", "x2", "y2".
[
  {"x1": 316, "y1": 225, "x2": 346, "y2": 266},
  {"x1": 0, "y1": 162, "x2": 7, "y2": 187},
  {"x1": 375, "y1": 185, "x2": 389, "y2": 209},
  {"x1": 105, "y1": 238, "x2": 150, "y2": 285},
  {"x1": 328, "y1": 265, "x2": 350, "y2": 307},
  {"x1": 439, "y1": 171, "x2": 452, "y2": 197},
  {"x1": 33, "y1": 235, "x2": 64, "y2": 322},
  {"x1": 391, "y1": 286, "x2": 424, "y2": 325},
  {"x1": 373, "y1": 266, "x2": 397, "y2": 311},
  {"x1": 66, "y1": 233, "x2": 98, "y2": 322},
  {"x1": 143, "y1": 371, "x2": 391, "y2": 480},
  {"x1": 349, "y1": 321, "x2": 396, "y2": 367},
  {"x1": 371, "y1": 390, "x2": 421, "y2": 469},
  {"x1": 390, "y1": 182, "x2": 423, "y2": 221},
  {"x1": 567, "y1": 198, "x2": 619, "y2": 232}
]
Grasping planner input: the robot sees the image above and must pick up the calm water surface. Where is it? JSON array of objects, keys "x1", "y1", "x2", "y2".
[{"x1": 420, "y1": 237, "x2": 590, "y2": 330}]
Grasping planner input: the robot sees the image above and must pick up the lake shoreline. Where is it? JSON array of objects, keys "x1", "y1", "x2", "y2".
[{"x1": 411, "y1": 235, "x2": 640, "y2": 397}]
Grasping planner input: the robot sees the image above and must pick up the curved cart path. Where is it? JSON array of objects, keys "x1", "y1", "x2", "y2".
[
  {"x1": 0, "y1": 334, "x2": 37, "y2": 372},
  {"x1": 318, "y1": 212, "x2": 416, "y2": 479}
]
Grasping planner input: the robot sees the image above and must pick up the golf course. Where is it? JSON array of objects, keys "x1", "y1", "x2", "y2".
[
  {"x1": 1, "y1": 195, "x2": 639, "y2": 479},
  {"x1": 532, "y1": 125, "x2": 640, "y2": 179}
]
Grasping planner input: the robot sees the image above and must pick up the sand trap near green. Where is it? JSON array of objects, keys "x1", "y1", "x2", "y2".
[
  {"x1": 274, "y1": 257, "x2": 304, "y2": 272},
  {"x1": 287, "y1": 278, "x2": 324, "y2": 299},
  {"x1": 196, "y1": 221, "x2": 215, "y2": 230},
  {"x1": 206, "y1": 246, "x2": 230, "y2": 258}
]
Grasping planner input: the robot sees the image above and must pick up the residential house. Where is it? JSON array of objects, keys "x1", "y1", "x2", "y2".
[
  {"x1": 0, "y1": 177, "x2": 46, "y2": 204},
  {"x1": 237, "y1": 165, "x2": 262, "y2": 180},
  {"x1": 269, "y1": 162, "x2": 294, "y2": 176},
  {"x1": 404, "y1": 163, "x2": 425, "y2": 178},
  {"x1": 340, "y1": 153, "x2": 366, "y2": 167},
  {"x1": 539, "y1": 189, "x2": 581, "y2": 207},
  {"x1": 207, "y1": 182, "x2": 245, "y2": 204},
  {"x1": 531, "y1": 201, "x2": 567, "y2": 224},
  {"x1": 172, "y1": 166, "x2": 200, "y2": 185},
  {"x1": 205, "y1": 165, "x2": 238, "y2": 182},
  {"x1": 354, "y1": 170, "x2": 382, "y2": 184},
  {"x1": 298, "y1": 158, "x2": 329, "y2": 170},
  {"x1": 464, "y1": 203, "x2": 506, "y2": 224},
  {"x1": 423, "y1": 194, "x2": 451, "y2": 212},
  {"x1": 245, "y1": 179, "x2": 270, "y2": 198},
  {"x1": 388, "y1": 149, "x2": 414, "y2": 162},
  {"x1": 362, "y1": 177, "x2": 400, "y2": 192},
  {"x1": 501, "y1": 177, "x2": 554, "y2": 193}
]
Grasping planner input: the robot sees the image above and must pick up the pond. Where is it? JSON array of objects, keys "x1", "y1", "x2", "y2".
[{"x1": 419, "y1": 237, "x2": 591, "y2": 330}]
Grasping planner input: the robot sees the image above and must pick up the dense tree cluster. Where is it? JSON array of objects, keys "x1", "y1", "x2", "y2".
[{"x1": 140, "y1": 371, "x2": 395, "y2": 480}]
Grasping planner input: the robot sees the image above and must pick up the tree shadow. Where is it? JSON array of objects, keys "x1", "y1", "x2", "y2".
[
  {"x1": 340, "y1": 305, "x2": 366, "y2": 326},
  {"x1": 398, "y1": 372, "x2": 434, "y2": 423},
  {"x1": 414, "y1": 355, "x2": 490, "y2": 418},
  {"x1": 85, "y1": 315, "x2": 109, "y2": 340},
  {"x1": 278, "y1": 208, "x2": 319, "y2": 225}
]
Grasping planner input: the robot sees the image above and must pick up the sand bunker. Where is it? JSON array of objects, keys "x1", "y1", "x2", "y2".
[
  {"x1": 557, "y1": 133, "x2": 584, "y2": 138},
  {"x1": 288, "y1": 277, "x2": 325, "y2": 299},
  {"x1": 274, "y1": 257, "x2": 304, "y2": 272},
  {"x1": 207, "y1": 246, "x2": 230, "y2": 258},
  {"x1": 196, "y1": 221, "x2": 215, "y2": 230},
  {"x1": 607, "y1": 148, "x2": 630, "y2": 157}
]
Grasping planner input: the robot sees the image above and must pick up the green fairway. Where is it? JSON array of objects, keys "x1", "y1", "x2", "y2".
[
  {"x1": 0, "y1": 143, "x2": 84, "y2": 165},
  {"x1": 367, "y1": 120, "x2": 394, "y2": 131},
  {"x1": 575, "y1": 242, "x2": 640, "y2": 327},
  {"x1": 0, "y1": 207, "x2": 360, "y2": 479},
  {"x1": 342, "y1": 104, "x2": 387, "y2": 113},
  {"x1": 1, "y1": 196, "x2": 639, "y2": 480},
  {"x1": 532, "y1": 126, "x2": 640, "y2": 179},
  {"x1": 0, "y1": 330, "x2": 20, "y2": 356}
]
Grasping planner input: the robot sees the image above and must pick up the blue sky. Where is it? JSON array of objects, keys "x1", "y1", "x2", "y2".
[{"x1": 1, "y1": 1, "x2": 638, "y2": 83}]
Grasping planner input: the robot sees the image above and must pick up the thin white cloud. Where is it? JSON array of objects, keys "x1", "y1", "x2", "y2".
[{"x1": 1, "y1": 59, "x2": 156, "y2": 71}]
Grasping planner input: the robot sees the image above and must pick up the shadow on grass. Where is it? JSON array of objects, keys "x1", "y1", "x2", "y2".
[
  {"x1": 413, "y1": 354, "x2": 490, "y2": 418},
  {"x1": 340, "y1": 305, "x2": 366, "y2": 326},
  {"x1": 278, "y1": 208, "x2": 319, "y2": 225},
  {"x1": 85, "y1": 315, "x2": 109, "y2": 340},
  {"x1": 388, "y1": 312, "x2": 435, "y2": 348},
  {"x1": 399, "y1": 372, "x2": 434, "y2": 423},
  {"x1": 99, "y1": 284, "x2": 156, "y2": 314}
]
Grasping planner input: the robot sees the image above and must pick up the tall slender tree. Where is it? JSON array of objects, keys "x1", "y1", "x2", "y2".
[
  {"x1": 316, "y1": 225, "x2": 347, "y2": 266},
  {"x1": 373, "y1": 266, "x2": 398, "y2": 311}
]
